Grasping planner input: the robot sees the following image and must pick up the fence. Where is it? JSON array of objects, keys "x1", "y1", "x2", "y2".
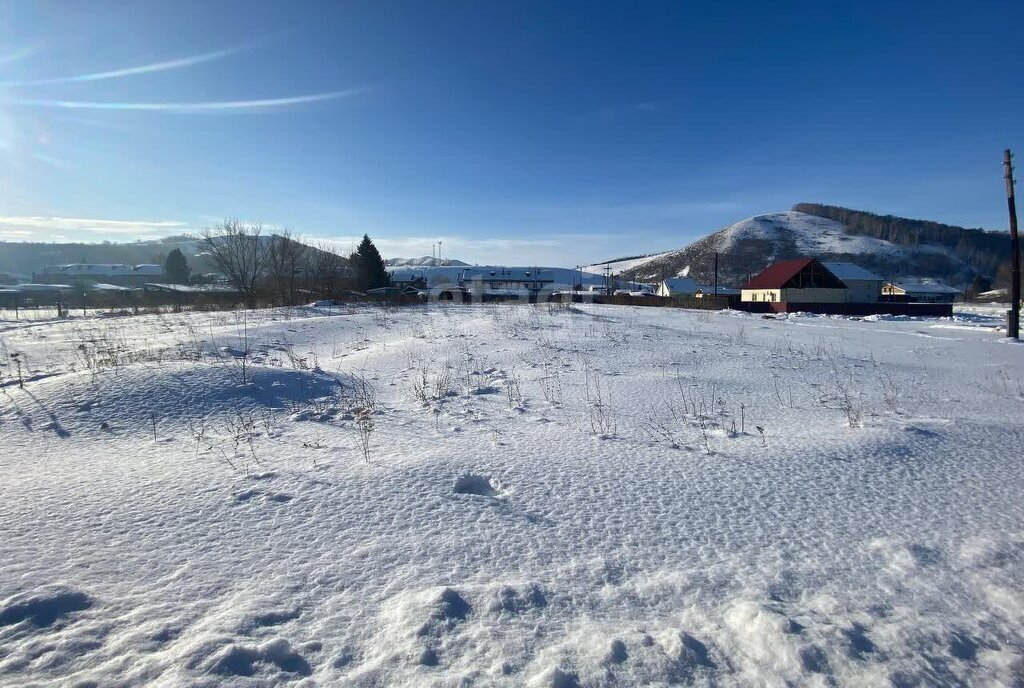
[{"x1": 740, "y1": 301, "x2": 954, "y2": 317}]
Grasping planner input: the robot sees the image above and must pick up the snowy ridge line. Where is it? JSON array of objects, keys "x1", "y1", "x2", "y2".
[{"x1": 593, "y1": 210, "x2": 972, "y2": 284}]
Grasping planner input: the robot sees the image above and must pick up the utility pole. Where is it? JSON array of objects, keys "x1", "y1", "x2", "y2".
[
  {"x1": 714, "y1": 253, "x2": 719, "y2": 296},
  {"x1": 1005, "y1": 149, "x2": 1021, "y2": 339}
]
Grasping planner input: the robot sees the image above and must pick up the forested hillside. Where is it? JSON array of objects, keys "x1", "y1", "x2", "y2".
[
  {"x1": 792, "y1": 203, "x2": 1010, "y2": 280},
  {"x1": 0, "y1": 237, "x2": 207, "y2": 276}
]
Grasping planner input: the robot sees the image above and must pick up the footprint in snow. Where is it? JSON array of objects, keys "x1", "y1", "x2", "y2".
[
  {"x1": 453, "y1": 474, "x2": 508, "y2": 499},
  {"x1": 234, "y1": 489, "x2": 293, "y2": 504}
]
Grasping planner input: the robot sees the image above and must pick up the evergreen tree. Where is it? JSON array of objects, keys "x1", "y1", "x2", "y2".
[
  {"x1": 350, "y1": 235, "x2": 391, "y2": 290},
  {"x1": 164, "y1": 248, "x2": 191, "y2": 284},
  {"x1": 971, "y1": 274, "x2": 992, "y2": 295}
]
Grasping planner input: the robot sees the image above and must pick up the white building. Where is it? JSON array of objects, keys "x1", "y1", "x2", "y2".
[
  {"x1": 655, "y1": 277, "x2": 700, "y2": 297},
  {"x1": 460, "y1": 267, "x2": 556, "y2": 295},
  {"x1": 657, "y1": 277, "x2": 738, "y2": 298}
]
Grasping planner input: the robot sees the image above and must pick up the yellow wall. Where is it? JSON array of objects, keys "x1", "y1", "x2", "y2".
[{"x1": 741, "y1": 289, "x2": 781, "y2": 302}]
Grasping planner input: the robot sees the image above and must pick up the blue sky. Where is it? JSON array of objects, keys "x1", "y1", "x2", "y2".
[{"x1": 0, "y1": 0, "x2": 1021, "y2": 265}]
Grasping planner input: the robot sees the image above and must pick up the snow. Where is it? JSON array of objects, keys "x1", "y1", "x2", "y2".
[
  {"x1": 585, "y1": 211, "x2": 963, "y2": 283},
  {"x1": 582, "y1": 251, "x2": 677, "y2": 276},
  {"x1": 715, "y1": 211, "x2": 948, "y2": 259},
  {"x1": 821, "y1": 261, "x2": 885, "y2": 282},
  {"x1": 891, "y1": 281, "x2": 962, "y2": 295},
  {"x1": 385, "y1": 257, "x2": 470, "y2": 267},
  {"x1": 1, "y1": 302, "x2": 1023, "y2": 686}
]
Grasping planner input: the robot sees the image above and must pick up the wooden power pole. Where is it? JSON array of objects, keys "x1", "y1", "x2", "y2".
[{"x1": 1005, "y1": 149, "x2": 1021, "y2": 339}]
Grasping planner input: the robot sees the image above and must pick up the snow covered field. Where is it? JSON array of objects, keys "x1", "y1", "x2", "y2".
[{"x1": 1, "y1": 302, "x2": 1023, "y2": 686}]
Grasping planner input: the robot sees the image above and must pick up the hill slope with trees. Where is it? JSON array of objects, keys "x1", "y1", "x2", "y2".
[{"x1": 612, "y1": 204, "x2": 1013, "y2": 289}]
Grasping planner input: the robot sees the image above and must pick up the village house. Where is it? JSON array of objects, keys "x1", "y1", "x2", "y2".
[
  {"x1": 740, "y1": 257, "x2": 847, "y2": 304},
  {"x1": 695, "y1": 286, "x2": 739, "y2": 297},
  {"x1": 656, "y1": 277, "x2": 738, "y2": 298},
  {"x1": 655, "y1": 277, "x2": 700, "y2": 297},
  {"x1": 388, "y1": 269, "x2": 430, "y2": 290},
  {"x1": 821, "y1": 261, "x2": 884, "y2": 302},
  {"x1": 882, "y1": 281, "x2": 961, "y2": 303}
]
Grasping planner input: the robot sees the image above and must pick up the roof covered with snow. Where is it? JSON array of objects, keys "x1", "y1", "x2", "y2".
[
  {"x1": 462, "y1": 267, "x2": 556, "y2": 283},
  {"x1": 821, "y1": 261, "x2": 884, "y2": 282},
  {"x1": 40, "y1": 264, "x2": 164, "y2": 276},
  {"x1": 13, "y1": 283, "x2": 75, "y2": 291},
  {"x1": 889, "y1": 281, "x2": 961, "y2": 294},
  {"x1": 660, "y1": 277, "x2": 700, "y2": 293}
]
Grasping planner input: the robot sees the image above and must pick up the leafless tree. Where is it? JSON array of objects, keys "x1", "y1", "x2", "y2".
[
  {"x1": 306, "y1": 241, "x2": 349, "y2": 298},
  {"x1": 267, "y1": 230, "x2": 309, "y2": 305},
  {"x1": 202, "y1": 219, "x2": 273, "y2": 308}
]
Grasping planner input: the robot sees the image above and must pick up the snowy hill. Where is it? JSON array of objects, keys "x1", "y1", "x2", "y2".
[
  {"x1": 600, "y1": 206, "x2": 1005, "y2": 287},
  {"x1": 385, "y1": 257, "x2": 469, "y2": 267},
  {"x1": 581, "y1": 250, "x2": 680, "y2": 276}
]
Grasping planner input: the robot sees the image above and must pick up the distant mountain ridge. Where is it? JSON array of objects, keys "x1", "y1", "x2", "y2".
[
  {"x1": 0, "y1": 237, "x2": 208, "y2": 276},
  {"x1": 0, "y1": 234, "x2": 349, "y2": 278},
  {"x1": 603, "y1": 204, "x2": 1010, "y2": 287},
  {"x1": 384, "y1": 256, "x2": 469, "y2": 267}
]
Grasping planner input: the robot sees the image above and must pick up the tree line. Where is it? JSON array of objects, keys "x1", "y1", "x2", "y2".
[
  {"x1": 792, "y1": 203, "x2": 1013, "y2": 283},
  {"x1": 192, "y1": 220, "x2": 390, "y2": 307}
]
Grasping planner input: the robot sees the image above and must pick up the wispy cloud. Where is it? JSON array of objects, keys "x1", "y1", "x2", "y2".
[
  {"x1": 0, "y1": 46, "x2": 37, "y2": 70},
  {"x1": 0, "y1": 47, "x2": 241, "y2": 87},
  {"x1": 0, "y1": 215, "x2": 188, "y2": 237},
  {"x1": 0, "y1": 88, "x2": 367, "y2": 113},
  {"x1": 30, "y1": 152, "x2": 73, "y2": 170}
]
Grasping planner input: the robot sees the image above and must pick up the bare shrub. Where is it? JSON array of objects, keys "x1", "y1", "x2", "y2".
[
  {"x1": 538, "y1": 359, "x2": 564, "y2": 405},
  {"x1": 505, "y1": 372, "x2": 523, "y2": 409},
  {"x1": 583, "y1": 361, "x2": 616, "y2": 436},
  {"x1": 353, "y1": 408, "x2": 375, "y2": 461},
  {"x1": 213, "y1": 310, "x2": 263, "y2": 385},
  {"x1": 878, "y1": 369, "x2": 901, "y2": 414},
  {"x1": 821, "y1": 354, "x2": 864, "y2": 428},
  {"x1": 410, "y1": 356, "x2": 454, "y2": 405}
]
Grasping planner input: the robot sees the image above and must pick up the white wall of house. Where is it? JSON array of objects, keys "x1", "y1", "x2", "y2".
[
  {"x1": 742, "y1": 289, "x2": 781, "y2": 302},
  {"x1": 742, "y1": 288, "x2": 847, "y2": 303}
]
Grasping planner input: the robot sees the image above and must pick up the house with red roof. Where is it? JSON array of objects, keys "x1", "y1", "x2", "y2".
[{"x1": 740, "y1": 258, "x2": 848, "y2": 305}]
